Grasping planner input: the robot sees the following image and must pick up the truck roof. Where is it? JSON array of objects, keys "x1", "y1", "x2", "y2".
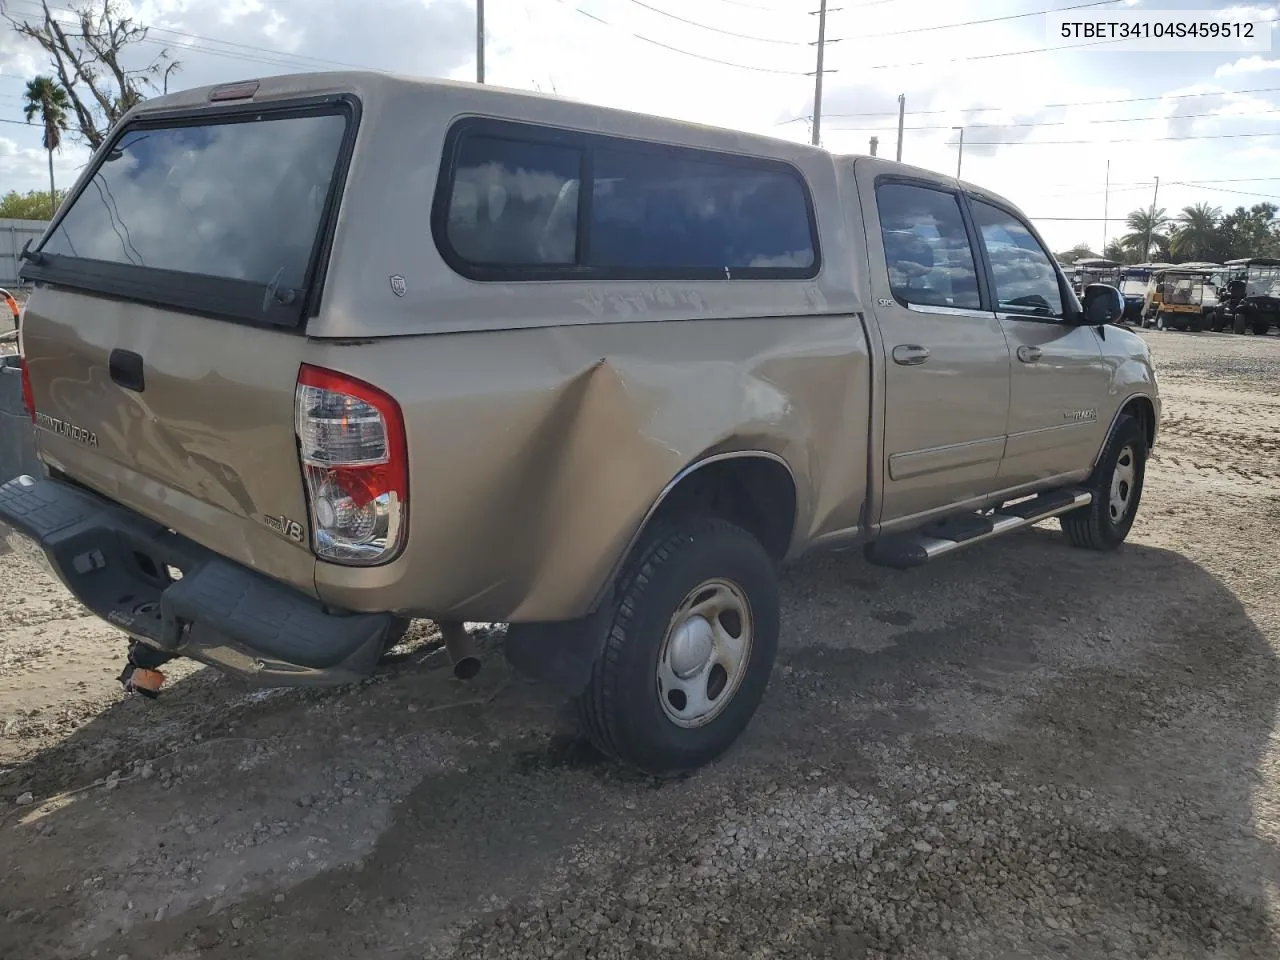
[{"x1": 121, "y1": 69, "x2": 1023, "y2": 211}]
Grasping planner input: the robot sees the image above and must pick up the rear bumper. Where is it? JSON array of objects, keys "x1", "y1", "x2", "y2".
[{"x1": 0, "y1": 474, "x2": 395, "y2": 686}]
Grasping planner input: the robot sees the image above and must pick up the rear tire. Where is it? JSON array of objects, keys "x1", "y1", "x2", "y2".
[
  {"x1": 575, "y1": 518, "x2": 780, "y2": 777},
  {"x1": 1252, "y1": 320, "x2": 1270, "y2": 336},
  {"x1": 1155, "y1": 313, "x2": 1166, "y2": 331},
  {"x1": 1060, "y1": 414, "x2": 1147, "y2": 551},
  {"x1": 1233, "y1": 312, "x2": 1248, "y2": 334}
]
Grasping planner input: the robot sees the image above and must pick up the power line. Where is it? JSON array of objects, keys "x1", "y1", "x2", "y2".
[
  {"x1": 945, "y1": 130, "x2": 1280, "y2": 146},
  {"x1": 828, "y1": 107, "x2": 1280, "y2": 132},
  {"x1": 830, "y1": 0, "x2": 1123, "y2": 41},
  {"x1": 555, "y1": 0, "x2": 810, "y2": 74},
  {"x1": 620, "y1": 0, "x2": 808, "y2": 45},
  {"x1": 782, "y1": 84, "x2": 1280, "y2": 124},
  {"x1": 6, "y1": 0, "x2": 374, "y2": 74}
]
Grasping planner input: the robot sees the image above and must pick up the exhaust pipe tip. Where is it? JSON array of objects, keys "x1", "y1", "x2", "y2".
[{"x1": 439, "y1": 620, "x2": 481, "y2": 681}]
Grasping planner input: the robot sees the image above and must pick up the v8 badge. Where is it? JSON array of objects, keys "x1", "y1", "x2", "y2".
[{"x1": 263, "y1": 513, "x2": 306, "y2": 544}]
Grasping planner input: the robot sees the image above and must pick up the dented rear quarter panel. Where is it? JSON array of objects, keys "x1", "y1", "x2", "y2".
[{"x1": 301, "y1": 75, "x2": 875, "y2": 621}]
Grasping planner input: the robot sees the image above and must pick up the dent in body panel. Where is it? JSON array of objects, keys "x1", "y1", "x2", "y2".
[{"x1": 310, "y1": 314, "x2": 871, "y2": 622}]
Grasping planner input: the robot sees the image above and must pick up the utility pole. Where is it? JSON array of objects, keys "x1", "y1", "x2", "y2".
[
  {"x1": 1145, "y1": 175, "x2": 1160, "y2": 258},
  {"x1": 952, "y1": 126, "x2": 964, "y2": 180},
  {"x1": 807, "y1": 1, "x2": 839, "y2": 147},
  {"x1": 895, "y1": 94, "x2": 905, "y2": 162},
  {"x1": 476, "y1": 0, "x2": 485, "y2": 83},
  {"x1": 869, "y1": 136, "x2": 878, "y2": 156},
  {"x1": 1102, "y1": 158, "x2": 1110, "y2": 253}
]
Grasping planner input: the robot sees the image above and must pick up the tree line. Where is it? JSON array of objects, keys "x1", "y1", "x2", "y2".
[{"x1": 1056, "y1": 202, "x2": 1280, "y2": 266}]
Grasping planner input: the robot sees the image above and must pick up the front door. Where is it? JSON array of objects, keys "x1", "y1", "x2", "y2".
[
  {"x1": 965, "y1": 196, "x2": 1111, "y2": 485},
  {"x1": 862, "y1": 174, "x2": 1013, "y2": 526}
]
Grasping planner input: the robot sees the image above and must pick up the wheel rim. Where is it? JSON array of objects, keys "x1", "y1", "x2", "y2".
[
  {"x1": 1109, "y1": 444, "x2": 1137, "y2": 524},
  {"x1": 656, "y1": 578, "x2": 754, "y2": 729}
]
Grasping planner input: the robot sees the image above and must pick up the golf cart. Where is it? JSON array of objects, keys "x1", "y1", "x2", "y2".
[
  {"x1": 1071, "y1": 257, "x2": 1122, "y2": 298},
  {"x1": 1216, "y1": 258, "x2": 1280, "y2": 335},
  {"x1": 1119, "y1": 263, "x2": 1171, "y2": 324},
  {"x1": 1142, "y1": 266, "x2": 1216, "y2": 331}
]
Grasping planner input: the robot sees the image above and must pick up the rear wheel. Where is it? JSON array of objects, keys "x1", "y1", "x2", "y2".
[
  {"x1": 1209, "y1": 310, "x2": 1225, "y2": 332},
  {"x1": 575, "y1": 518, "x2": 780, "y2": 777},
  {"x1": 1233, "y1": 312, "x2": 1248, "y2": 334},
  {"x1": 1189, "y1": 313, "x2": 1204, "y2": 333},
  {"x1": 1061, "y1": 414, "x2": 1147, "y2": 551},
  {"x1": 1155, "y1": 313, "x2": 1166, "y2": 331},
  {"x1": 1252, "y1": 320, "x2": 1271, "y2": 336}
]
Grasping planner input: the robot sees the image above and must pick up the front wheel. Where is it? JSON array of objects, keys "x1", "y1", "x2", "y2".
[
  {"x1": 1233, "y1": 312, "x2": 1248, "y2": 334},
  {"x1": 1252, "y1": 320, "x2": 1271, "y2": 336},
  {"x1": 575, "y1": 518, "x2": 780, "y2": 777},
  {"x1": 1061, "y1": 414, "x2": 1147, "y2": 550},
  {"x1": 1155, "y1": 313, "x2": 1166, "y2": 331}
]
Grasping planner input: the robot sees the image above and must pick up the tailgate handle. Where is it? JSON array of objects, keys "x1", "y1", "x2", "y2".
[{"x1": 109, "y1": 349, "x2": 145, "y2": 392}]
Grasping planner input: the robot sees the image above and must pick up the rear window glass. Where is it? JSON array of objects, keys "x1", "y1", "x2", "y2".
[
  {"x1": 436, "y1": 123, "x2": 818, "y2": 279},
  {"x1": 41, "y1": 112, "x2": 348, "y2": 291}
]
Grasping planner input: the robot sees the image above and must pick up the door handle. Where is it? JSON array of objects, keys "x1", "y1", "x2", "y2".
[
  {"x1": 1016, "y1": 345, "x2": 1043, "y2": 363},
  {"x1": 108, "y1": 348, "x2": 145, "y2": 392},
  {"x1": 892, "y1": 344, "x2": 930, "y2": 366}
]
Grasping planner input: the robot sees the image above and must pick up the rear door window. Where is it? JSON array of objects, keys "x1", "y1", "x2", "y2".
[
  {"x1": 875, "y1": 182, "x2": 982, "y2": 310},
  {"x1": 29, "y1": 101, "x2": 353, "y2": 327}
]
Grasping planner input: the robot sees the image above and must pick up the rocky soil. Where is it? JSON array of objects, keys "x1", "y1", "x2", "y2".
[{"x1": 2, "y1": 327, "x2": 1280, "y2": 959}]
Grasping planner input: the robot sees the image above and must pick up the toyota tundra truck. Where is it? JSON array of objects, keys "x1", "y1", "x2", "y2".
[{"x1": 0, "y1": 71, "x2": 1159, "y2": 776}]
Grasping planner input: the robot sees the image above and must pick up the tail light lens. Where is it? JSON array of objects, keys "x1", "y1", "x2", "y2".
[{"x1": 295, "y1": 364, "x2": 408, "y2": 565}]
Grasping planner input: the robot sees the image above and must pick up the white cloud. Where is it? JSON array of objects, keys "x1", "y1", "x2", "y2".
[{"x1": 1215, "y1": 56, "x2": 1280, "y2": 76}]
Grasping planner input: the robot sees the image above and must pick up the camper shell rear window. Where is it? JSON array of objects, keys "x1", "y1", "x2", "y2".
[
  {"x1": 433, "y1": 118, "x2": 821, "y2": 282},
  {"x1": 22, "y1": 95, "x2": 359, "y2": 328}
]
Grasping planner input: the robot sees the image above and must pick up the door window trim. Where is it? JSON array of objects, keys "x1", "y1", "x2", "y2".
[{"x1": 873, "y1": 174, "x2": 993, "y2": 314}]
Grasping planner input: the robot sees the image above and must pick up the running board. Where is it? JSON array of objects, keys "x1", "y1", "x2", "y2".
[{"x1": 865, "y1": 489, "x2": 1093, "y2": 570}]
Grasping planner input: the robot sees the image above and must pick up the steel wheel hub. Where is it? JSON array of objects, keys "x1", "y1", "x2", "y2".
[
  {"x1": 656, "y1": 578, "x2": 754, "y2": 729},
  {"x1": 1109, "y1": 443, "x2": 1136, "y2": 523}
]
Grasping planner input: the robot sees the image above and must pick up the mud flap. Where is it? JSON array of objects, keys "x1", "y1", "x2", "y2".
[{"x1": 503, "y1": 587, "x2": 614, "y2": 697}]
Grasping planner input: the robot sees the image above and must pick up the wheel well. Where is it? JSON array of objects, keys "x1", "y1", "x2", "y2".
[
  {"x1": 645, "y1": 455, "x2": 797, "y2": 563},
  {"x1": 1122, "y1": 396, "x2": 1157, "y2": 450}
]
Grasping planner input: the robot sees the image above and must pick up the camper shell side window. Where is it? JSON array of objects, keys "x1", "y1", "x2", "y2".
[{"x1": 431, "y1": 118, "x2": 822, "y2": 283}]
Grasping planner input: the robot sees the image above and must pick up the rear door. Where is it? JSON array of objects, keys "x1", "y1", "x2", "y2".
[
  {"x1": 965, "y1": 195, "x2": 1110, "y2": 485},
  {"x1": 17, "y1": 95, "x2": 357, "y2": 590},
  {"x1": 861, "y1": 175, "x2": 1013, "y2": 526}
]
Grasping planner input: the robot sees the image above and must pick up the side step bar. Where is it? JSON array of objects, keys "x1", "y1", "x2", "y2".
[{"x1": 865, "y1": 488, "x2": 1092, "y2": 570}]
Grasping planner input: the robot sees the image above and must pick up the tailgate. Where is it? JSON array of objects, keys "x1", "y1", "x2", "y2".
[{"x1": 15, "y1": 94, "x2": 359, "y2": 595}]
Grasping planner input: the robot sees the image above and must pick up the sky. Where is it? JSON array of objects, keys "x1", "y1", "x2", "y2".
[{"x1": 0, "y1": 0, "x2": 1278, "y2": 252}]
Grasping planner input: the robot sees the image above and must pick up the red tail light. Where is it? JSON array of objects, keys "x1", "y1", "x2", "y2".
[
  {"x1": 295, "y1": 364, "x2": 408, "y2": 565},
  {"x1": 20, "y1": 355, "x2": 35, "y2": 423}
]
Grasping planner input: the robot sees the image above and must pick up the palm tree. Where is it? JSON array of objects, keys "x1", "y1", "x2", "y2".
[
  {"x1": 22, "y1": 76, "x2": 70, "y2": 219},
  {"x1": 1121, "y1": 207, "x2": 1171, "y2": 260},
  {"x1": 1170, "y1": 203, "x2": 1221, "y2": 262}
]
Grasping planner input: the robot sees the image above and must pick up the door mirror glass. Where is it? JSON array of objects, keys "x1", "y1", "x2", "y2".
[{"x1": 1082, "y1": 283, "x2": 1123, "y2": 325}]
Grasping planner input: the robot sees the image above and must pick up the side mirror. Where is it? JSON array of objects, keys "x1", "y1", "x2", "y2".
[{"x1": 1082, "y1": 283, "x2": 1123, "y2": 326}]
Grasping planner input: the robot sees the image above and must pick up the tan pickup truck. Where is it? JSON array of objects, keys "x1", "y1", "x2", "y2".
[{"x1": 0, "y1": 72, "x2": 1158, "y2": 775}]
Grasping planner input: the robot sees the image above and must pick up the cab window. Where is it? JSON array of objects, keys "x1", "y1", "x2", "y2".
[
  {"x1": 875, "y1": 182, "x2": 981, "y2": 311},
  {"x1": 969, "y1": 199, "x2": 1064, "y2": 318}
]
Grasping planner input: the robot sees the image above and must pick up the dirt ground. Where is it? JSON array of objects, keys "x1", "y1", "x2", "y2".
[{"x1": 3, "y1": 327, "x2": 1280, "y2": 960}]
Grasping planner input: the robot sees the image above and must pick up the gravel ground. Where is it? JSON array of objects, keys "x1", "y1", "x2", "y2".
[{"x1": 3, "y1": 327, "x2": 1280, "y2": 959}]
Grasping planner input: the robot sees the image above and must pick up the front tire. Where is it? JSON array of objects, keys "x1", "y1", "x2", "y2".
[
  {"x1": 1233, "y1": 312, "x2": 1248, "y2": 334},
  {"x1": 1252, "y1": 320, "x2": 1271, "y2": 336},
  {"x1": 1061, "y1": 414, "x2": 1147, "y2": 550},
  {"x1": 576, "y1": 518, "x2": 780, "y2": 777}
]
